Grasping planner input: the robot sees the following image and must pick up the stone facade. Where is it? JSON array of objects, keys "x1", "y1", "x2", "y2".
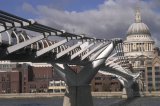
[{"x1": 145, "y1": 48, "x2": 160, "y2": 91}]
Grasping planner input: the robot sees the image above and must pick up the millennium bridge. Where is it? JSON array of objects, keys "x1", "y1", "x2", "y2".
[{"x1": 0, "y1": 10, "x2": 140, "y2": 106}]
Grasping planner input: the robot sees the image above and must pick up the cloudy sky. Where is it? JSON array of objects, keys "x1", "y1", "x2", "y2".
[{"x1": 0, "y1": 0, "x2": 160, "y2": 43}]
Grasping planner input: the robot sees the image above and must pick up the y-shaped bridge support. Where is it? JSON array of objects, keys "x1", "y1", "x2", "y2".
[
  {"x1": 99, "y1": 52, "x2": 141, "y2": 99},
  {"x1": 120, "y1": 79, "x2": 134, "y2": 98},
  {"x1": 99, "y1": 71, "x2": 139, "y2": 99},
  {"x1": 52, "y1": 39, "x2": 122, "y2": 106},
  {"x1": 121, "y1": 80, "x2": 140, "y2": 98}
]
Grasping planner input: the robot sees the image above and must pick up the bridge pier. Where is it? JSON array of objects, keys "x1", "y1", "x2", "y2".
[
  {"x1": 122, "y1": 87, "x2": 134, "y2": 99},
  {"x1": 122, "y1": 81, "x2": 140, "y2": 98},
  {"x1": 63, "y1": 85, "x2": 93, "y2": 106},
  {"x1": 52, "y1": 40, "x2": 121, "y2": 106}
]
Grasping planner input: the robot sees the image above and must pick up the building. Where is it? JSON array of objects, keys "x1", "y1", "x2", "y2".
[
  {"x1": 123, "y1": 7, "x2": 155, "y2": 91},
  {"x1": 0, "y1": 61, "x2": 20, "y2": 93},
  {"x1": 0, "y1": 62, "x2": 54, "y2": 93},
  {"x1": 48, "y1": 80, "x2": 66, "y2": 93},
  {"x1": 91, "y1": 73, "x2": 122, "y2": 92},
  {"x1": 123, "y1": 7, "x2": 155, "y2": 70},
  {"x1": 0, "y1": 71, "x2": 20, "y2": 93},
  {"x1": 21, "y1": 63, "x2": 53, "y2": 93},
  {"x1": 145, "y1": 48, "x2": 160, "y2": 91}
]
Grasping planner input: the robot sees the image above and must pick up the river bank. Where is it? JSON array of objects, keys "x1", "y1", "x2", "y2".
[
  {"x1": 0, "y1": 91, "x2": 160, "y2": 99},
  {"x1": 0, "y1": 92, "x2": 122, "y2": 99}
]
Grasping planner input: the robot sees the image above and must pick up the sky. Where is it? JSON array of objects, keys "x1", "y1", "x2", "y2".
[{"x1": 0, "y1": 0, "x2": 160, "y2": 44}]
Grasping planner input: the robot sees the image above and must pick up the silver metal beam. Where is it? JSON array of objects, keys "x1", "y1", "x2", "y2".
[
  {"x1": 6, "y1": 31, "x2": 11, "y2": 45},
  {"x1": 20, "y1": 33, "x2": 26, "y2": 42},
  {"x1": 70, "y1": 42, "x2": 94, "y2": 60},
  {"x1": 0, "y1": 26, "x2": 5, "y2": 33},
  {"x1": 12, "y1": 31, "x2": 20, "y2": 44},
  {"x1": 56, "y1": 42, "x2": 83, "y2": 59},
  {"x1": 0, "y1": 33, "x2": 1, "y2": 43},
  {"x1": 36, "y1": 39, "x2": 68, "y2": 57},
  {"x1": 7, "y1": 34, "x2": 44, "y2": 54},
  {"x1": 91, "y1": 42, "x2": 114, "y2": 69},
  {"x1": 89, "y1": 43, "x2": 110, "y2": 61},
  {"x1": 81, "y1": 43, "x2": 104, "y2": 60}
]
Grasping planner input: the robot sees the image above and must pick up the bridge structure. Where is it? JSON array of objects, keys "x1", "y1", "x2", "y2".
[
  {"x1": 0, "y1": 10, "x2": 140, "y2": 106},
  {"x1": 99, "y1": 43, "x2": 141, "y2": 98}
]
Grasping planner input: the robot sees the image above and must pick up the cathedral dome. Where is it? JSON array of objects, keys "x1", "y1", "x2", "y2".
[
  {"x1": 126, "y1": 8, "x2": 151, "y2": 36},
  {"x1": 127, "y1": 22, "x2": 151, "y2": 36}
]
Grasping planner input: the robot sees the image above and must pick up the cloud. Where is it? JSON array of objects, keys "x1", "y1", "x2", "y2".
[
  {"x1": 22, "y1": 0, "x2": 160, "y2": 42},
  {"x1": 22, "y1": 3, "x2": 37, "y2": 14}
]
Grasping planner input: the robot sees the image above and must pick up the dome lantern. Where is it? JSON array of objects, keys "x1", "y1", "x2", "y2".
[
  {"x1": 126, "y1": 7, "x2": 151, "y2": 36},
  {"x1": 135, "y1": 7, "x2": 142, "y2": 23}
]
